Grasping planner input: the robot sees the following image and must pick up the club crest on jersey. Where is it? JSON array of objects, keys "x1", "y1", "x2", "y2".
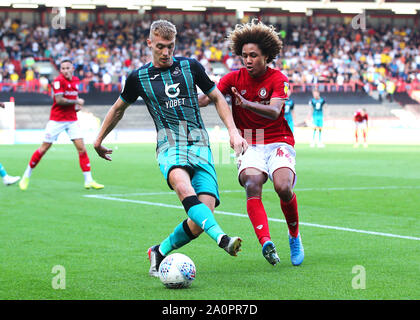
[
  {"x1": 172, "y1": 67, "x2": 181, "y2": 76},
  {"x1": 258, "y1": 87, "x2": 267, "y2": 99},
  {"x1": 165, "y1": 83, "x2": 180, "y2": 98}
]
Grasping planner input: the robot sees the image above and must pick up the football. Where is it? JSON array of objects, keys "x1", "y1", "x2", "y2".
[{"x1": 158, "y1": 253, "x2": 196, "y2": 289}]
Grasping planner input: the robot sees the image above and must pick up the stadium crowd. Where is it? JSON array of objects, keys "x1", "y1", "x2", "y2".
[{"x1": 0, "y1": 16, "x2": 419, "y2": 93}]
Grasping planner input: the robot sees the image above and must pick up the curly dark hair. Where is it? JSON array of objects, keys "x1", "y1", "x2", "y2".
[{"x1": 228, "y1": 19, "x2": 283, "y2": 63}]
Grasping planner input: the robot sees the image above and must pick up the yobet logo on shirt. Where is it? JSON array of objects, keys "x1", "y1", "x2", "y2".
[
  {"x1": 165, "y1": 83, "x2": 180, "y2": 98},
  {"x1": 164, "y1": 82, "x2": 185, "y2": 108}
]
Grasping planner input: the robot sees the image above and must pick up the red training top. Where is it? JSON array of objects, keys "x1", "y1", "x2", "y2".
[
  {"x1": 354, "y1": 110, "x2": 368, "y2": 123},
  {"x1": 50, "y1": 73, "x2": 79, "y2": 121}
]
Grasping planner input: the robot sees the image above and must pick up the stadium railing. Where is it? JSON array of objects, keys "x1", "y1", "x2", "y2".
[
  {"x1": 290, "y1": 82, "x2": 358, "y2": 93},
  {"x1": 0, "y1": 80, "x2": 50, "y2": 94}
]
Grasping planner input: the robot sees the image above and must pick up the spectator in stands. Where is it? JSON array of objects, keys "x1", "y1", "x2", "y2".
[
  {"x1": 10, "y1": 71, "x2": 18, "y2": 83},
  {"x1": 0, "y1": 18, "x2": 418, "y2": 96},
  {"x1": 377, "y1": 81, "x2": 385, "y2": 102},
  {"x1": 386, "y1": 78, "x2": 396, "y2": 102},
  {"x1": 25, "y1": 68, "x2": 34, "y2": 81},
  {"x1": 39, "y1": 75, "x2": 49, "y2": 93}
]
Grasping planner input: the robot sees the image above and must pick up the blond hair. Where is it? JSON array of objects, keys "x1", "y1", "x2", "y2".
[
  {"x1": 149, "y1": 20, "x2": 177, "y2": 40},
  {"x1": 228, "y1": 19, "x2": 283, "y2": 63}
]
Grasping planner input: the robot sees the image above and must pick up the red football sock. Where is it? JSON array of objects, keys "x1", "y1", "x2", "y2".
[
  {"x1": 29, "y1": 149, "x2": 45, "y2": 169},
  {"x1": 363, "y1": 130, "x2": 367, "y2": 142},
  {"x1": 78, "y1": 151, "x2": 91, "y2": 172},
  {"x1": 355, "y1": 130, "x2": 358, "y2": 142},
  {"x1": 280, "y1": 193, "x2": 299, "y2": 238},
  {"x1": 247, "y1": 197, "x2": 271, "y2": 246}
]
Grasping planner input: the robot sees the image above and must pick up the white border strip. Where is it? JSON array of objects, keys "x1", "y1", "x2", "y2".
[{"x1": 84, "y1": 194, "x2": 420, "y2": 241}]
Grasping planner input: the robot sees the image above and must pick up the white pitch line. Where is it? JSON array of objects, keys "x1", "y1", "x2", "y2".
[
  {"x1": 83, "y1": 194, "x2": 420, "y2": 241},
  {"x1": 88, "y1": 185, "x2": 420, "y2": 197},
  {"x1": 294, "y1": 185, "x2": 420, "y2": 192},
  {"x1": 91, "y1": 192, "x2": 175, "y2": 197}
]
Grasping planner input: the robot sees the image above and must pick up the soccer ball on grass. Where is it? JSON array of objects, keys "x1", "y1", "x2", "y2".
[{"x1": 158, "y1": 253, "x2": 196, "y2": 289}]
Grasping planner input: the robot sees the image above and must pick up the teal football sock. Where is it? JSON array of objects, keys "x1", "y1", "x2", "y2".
[
  {"x1": 0, "y1": 163, "x2": 7, "y2": 178},
  {"x1": 182, "y1": 196, "x2": 225, "y2": 243},
  {"x1": 159, "y1": 220, "x2": 196, "y2": 256}
]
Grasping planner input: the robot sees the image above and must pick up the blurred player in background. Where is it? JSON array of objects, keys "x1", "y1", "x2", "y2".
[
  {"x1": 353, "y1": 108, "x2": 369, "y2": 148},
  {"x1": 0, "y1": 162, "x2": 19, "y2": 186},
  {"x1": 93, "y1": 20, "x2": 247, "y2": 277},
  {"x1": 0, "y1": 102, "x2": 20, "y2": 186},
  {"x1": 200, "y1": 19, "x2": 304, "y2": 267},
  {"x1": 308, "y1": 89, "x2": 326, "y2": 148},
  {"x1": 283, "y1": 94, "x2": 295, "y2": 133},
  {"x1": 18, "y1": 60, "x2": 104, "y2": 190}
]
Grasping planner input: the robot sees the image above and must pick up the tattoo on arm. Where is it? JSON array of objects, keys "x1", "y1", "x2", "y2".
[{"x1": 55, "y1": 95, "x2": 76, "y2": 106}]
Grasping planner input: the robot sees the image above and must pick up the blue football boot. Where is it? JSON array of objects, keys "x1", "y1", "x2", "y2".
[
  {"x1": 262, "y1": 241, "x2": 280, "y2": 266},
  {"x1": 289, "y1": 233, "x2": 304, "y2": 266}
]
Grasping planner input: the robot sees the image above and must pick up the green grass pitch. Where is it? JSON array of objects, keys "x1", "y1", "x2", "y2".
[{"x1": 1, "y1": 143, "x2": 419, "y2": 300}]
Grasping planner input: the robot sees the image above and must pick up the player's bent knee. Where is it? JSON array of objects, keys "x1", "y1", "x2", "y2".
[
  {"x1": 243, "y1": 180, "x2": 263, "y2": 198},
  {"x1": 241, "y1": 171, "x2": 265, "y2": 197},
  {"x1": 168, "y1": 169, "x2": 195, "y2": 199},
  {"x1": 174, "y1": 183, "x2": 196, "y2": 200},
  {"x1": 274, "y1": 182, "x2": 293, "y2": 201}
]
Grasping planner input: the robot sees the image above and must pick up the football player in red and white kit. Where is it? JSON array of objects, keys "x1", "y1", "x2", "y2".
[
  {"x1": 199, "y1": 20, "x2": 304, "y2": 266},
  {"x1": 19, "y1": 59, "x2": 104, "y2": 190},
  {"x1": 353, "y1": 108, "x2": 368, "y2": 148}
]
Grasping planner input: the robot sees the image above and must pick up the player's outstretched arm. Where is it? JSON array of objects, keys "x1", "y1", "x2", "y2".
[
  {"x1": 207, "y1": 88, "x2": 248, "y2": 156},
  {"x1": 94, "y1": 97, "x2": 130, "y2": 161},
  {"x1": 0, "y1": 102, "x2": 4, "y2": 108}
]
